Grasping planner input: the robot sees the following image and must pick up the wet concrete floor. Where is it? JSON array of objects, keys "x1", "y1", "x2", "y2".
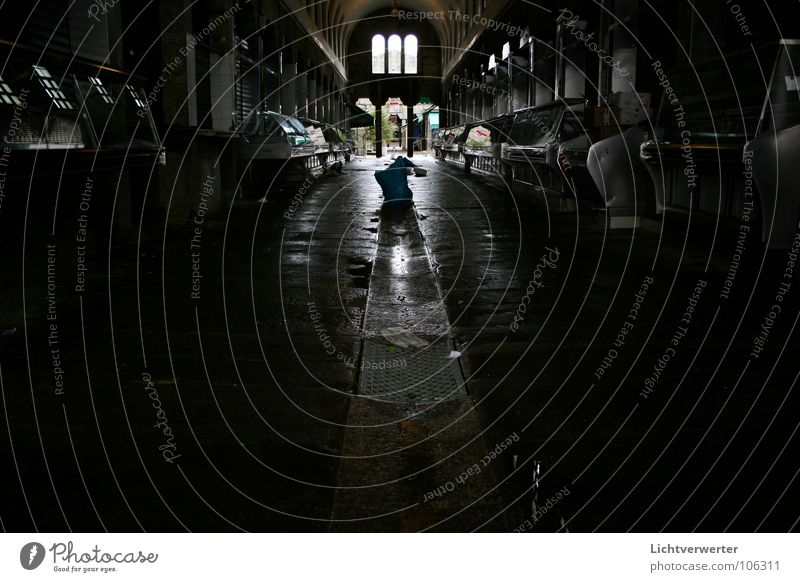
[{"x1": 1, "y1": 154, "x2": 798, "y2": 531}]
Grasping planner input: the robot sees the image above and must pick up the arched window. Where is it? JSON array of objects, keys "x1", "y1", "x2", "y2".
[
  {"x1": 387, "y1": 34, "x2": 402, "y2": 74},
  {"x1": 372, "y1": 34, "x2": 386, "y2": 74},
  {"x1": 404, "y1": 35, "x2": 418, "y2": 74},
  {"x1": 373, "y1": 33, "x2": 419, "y2": 75}
]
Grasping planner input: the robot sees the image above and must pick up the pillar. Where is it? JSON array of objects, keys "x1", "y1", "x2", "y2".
[
  {"x1": 307, "y1": 76, "x2": 317, "y2": 119},
  {"x1": 209, "y1": 14, "x2": 236, "y2": 131},
  {"x1": 406, "y1": 105, "x2": 414, "y2": 158},
  {"x1": 375, "y1": 105, "x2": 382, "y2": 158},
  {"x1": 281, "y1": 62, "x2": 297, "y2": 116},
  {"x1": 527, "y1": 41, "x2": 535, "y2": 108}
]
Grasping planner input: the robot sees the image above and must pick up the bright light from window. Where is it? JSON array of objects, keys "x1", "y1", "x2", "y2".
[
  {"x1": 372, "y1": 35, "x2": 385, "y2": 74},
  {"x1": 388, "y1": 34, "x2": 402, "y2": 74},
  {"x1": 404, "y1": 35, "x2": 418, "y2": 74}
]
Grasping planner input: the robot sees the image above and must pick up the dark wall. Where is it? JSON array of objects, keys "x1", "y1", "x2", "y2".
[{"x1": 345, "y1": 12, "x2": 442, "y2": 108}]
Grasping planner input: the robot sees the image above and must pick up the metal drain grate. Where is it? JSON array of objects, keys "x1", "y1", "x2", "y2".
[
  {"x1": 359, "y1": 338, "x2": 466, "y2": 404},
  {"x1": 357, "y1": 195, "x2": 467, "y2": 404}
]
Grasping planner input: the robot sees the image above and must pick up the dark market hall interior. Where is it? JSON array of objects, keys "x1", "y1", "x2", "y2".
[{"x1": 1, "y1": 0, "x2": 799, "y2": 533}]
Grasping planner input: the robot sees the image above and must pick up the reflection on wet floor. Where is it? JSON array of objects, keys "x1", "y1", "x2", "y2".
[
  {"x1": 346, "y1": 257, "x2": 372, "y2": 289},
  {"x1": 359, "y1": 200, "x2": 466, "y2": 404},
  {"x1": 2, "y1": 152, "x2": 799, "y2": 532},
  {"x1": 330, "y1": 184, "x2": 510, "y2": 531}
]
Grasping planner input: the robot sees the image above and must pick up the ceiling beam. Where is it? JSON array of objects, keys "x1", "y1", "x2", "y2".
[
  {"x1": 440, "y1": 0, "x2": 511, "y2": 81},
  {"x1": 282, "y1": 0, "x2": 347, "y2": 81}
]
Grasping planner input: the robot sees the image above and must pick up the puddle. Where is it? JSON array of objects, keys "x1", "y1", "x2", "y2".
[{"x1": 347, "y1": 257, "x2": 373, "y2": 289}]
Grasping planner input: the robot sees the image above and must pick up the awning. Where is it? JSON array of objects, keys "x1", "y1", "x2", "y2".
[{"x1": 347, "y1": 102, "x2": 375, "y2": 127}]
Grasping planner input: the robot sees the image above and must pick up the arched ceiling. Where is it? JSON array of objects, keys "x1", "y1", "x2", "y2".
[
  {"x1": 283, "y1": 0, "x2": 511, "y2": 81},
  {"x1": 338, "y1": 0, "x2": 452, "y2": 44},
  {"x1": 293, "y1": 0, "x2": 455, "y2": 47}
]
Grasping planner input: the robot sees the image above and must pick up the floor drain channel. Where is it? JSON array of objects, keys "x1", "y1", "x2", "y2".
[
  {"x1": 358, "y1": 204, "x2": 467, "y2": 404},
  {"x1": 360, "y1": 338, "x2": 465, "y2": 404}
]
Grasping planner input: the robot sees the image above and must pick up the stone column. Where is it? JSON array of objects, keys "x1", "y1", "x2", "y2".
[
  {"x1": 375, "y1": 105, "x2": 382, "y2": 158},
  {"x1": 208, "y1": 14, "x2": 236, "y2": 131},
  {"x1": 281, "y1": 63, "x2": 298, "y2": 116},
  {"x1": 406, "y1": 105, "x2": 414, "y2": 158}
]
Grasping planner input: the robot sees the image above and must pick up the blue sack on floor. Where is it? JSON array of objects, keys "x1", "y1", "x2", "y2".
[{"x1": 374, "y1": 167, "x2": 413, "y2": 204}]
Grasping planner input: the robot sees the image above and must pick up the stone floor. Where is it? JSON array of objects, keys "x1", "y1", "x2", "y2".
[{"x1": 1, "y1": 153, "x2": 798, "y2": 532}]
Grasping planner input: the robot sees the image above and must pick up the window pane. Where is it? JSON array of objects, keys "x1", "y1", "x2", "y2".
[
  {"x1": 404, "y1": 35, "x2": 418, "y2": 74},
  {"x1": 511, "y1": 105, "x2": 561, "y2": 144},
  {"x1": 388, "y1": 34, "x2": 401, "y2": 74},
  {"x1": 372, "y1": 35, "x2": 385, "y2": 74}
]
